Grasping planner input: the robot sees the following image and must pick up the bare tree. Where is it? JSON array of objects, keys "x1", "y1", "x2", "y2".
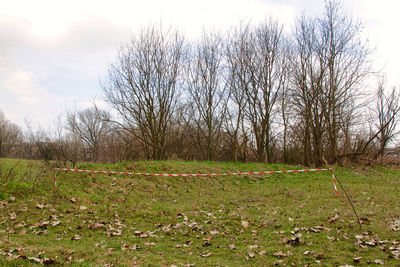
[
  {"x1": 225, "y1": 25, "x2": 251, "y2": 162},
  {"x1": 185, "y1": 31, "x2": 227, "y2": 161},
  {"x1": 290, "y1": 0, "x2": 371, "y2": 166},
  {"x1": 66, "y1": 107, "x2": 110, "y2": 161},
  {"x1": 241, "y1": 19, "x2": 287, "y2": 163},
  {"x1": 372, "y1": 82, "x2": 400, "y2": 159},
  {"x1": 0, "y1": 111, "x2": 22, "y2": 157},
  {"x1": 291, "y1": 14, "x2": 326, "y2": 166},
  {"x1": 26, "y1": 116, "x2": 82, "y2": 166},
  {"x1": 103, "y1": 25, "x2": 185, "y2": 160},
  {"x1": 320, "y1": 0, "x2": 372, "y2": 162}
]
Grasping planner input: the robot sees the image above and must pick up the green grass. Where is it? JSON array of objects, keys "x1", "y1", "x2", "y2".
[{"x1": 0, "y1": 158, "x2": 399, "y2": 266}]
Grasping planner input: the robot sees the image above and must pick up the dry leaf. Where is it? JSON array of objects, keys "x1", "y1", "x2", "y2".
[
  {"x1": 360, "y1": 218, "x2": 371, "y2": 224},
  {"x1": 70, "y1": 198, "x2": 77, "y2": 203},
  {"x1": 241, "y1": 221, "x2": 250, "y2": 228},
  {"x1": 389, "y1": 219, "x2": 400, "y2": 231},
  {"x1": 315, "y1": 253, "x2": 325, "y2": 259},
  {"x1": 89, "y1": 223, "x2": 105, "y2": 230},
  {"x1": 391, "y1": 250, "x2": 400, "y2": 259},
  {"x1": 28, "y1": 257, "x2": 42, "y2": 264},
  {"x1": 209, "y1": 230, "x2": 219, "y2": 235},
  {"x1": 329, "y1": 214, "x2": 339, "y2": 223},
  {"x1": 43, "y1": 258, "x2": 55, "y2": 264},
  {"x1": 258, "y1": 250, "x2": 267, "y2": 256},
  {"x1": 353, "y1": 257, "x2": 362, "y2": 263},
  {"x1": 229, "y1": 244, "x2": 236, "y2": 250},
  {"x1": 248, "y1": 252, "x2": 255, "y2": 258},
  {"x1": 79, "y1": 205, "x2": 87, "y2": 211},
  {"x1": 200, "y1": 251, "x2": 211, "y2": 258},
  {"x1": 111, "y1": 229, "x2": 122, "y2": 236},
  {"x1": 36, "y1": 204, "x2": 45, "y2": 209},
  {"x1": 374, "y1": 259, "x2": 384, "y2": 264},
  {"x1": 144, "y1": 242, "x2": 156, "y2": 246},
  {"x1": 71, "y1": 234, "x2": 83, "y2": 240},
  {"x1": 274, "y1": 251, "x2": 290, "y2": 258},
  {"x1": 9, "y1": 212, "x2": 17, "y2": 220},
  {"x1": 51, "y1": 221, "x2": 61, "y2": 226}
]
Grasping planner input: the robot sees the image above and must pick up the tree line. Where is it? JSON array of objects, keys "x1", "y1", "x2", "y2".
[{"x1": 1, "y1": 1, "x2": 400, "y2": 166}]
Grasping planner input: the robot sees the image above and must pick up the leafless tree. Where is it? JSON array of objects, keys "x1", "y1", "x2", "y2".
[
  {"x1": 372, "y1": 82, "x2": 400, "y2": 159},
  {"x1": 185, "y1": 31, "x2": 227, "y2": 160},
  {"x1": 225, "y1": 24, "x2": 251, "y2": 162},
  {"x1": 290, "y1": 0, "x2": 371, "y2": 166},
  {"x1": 66, "y1": 107, "x2": 110, "y2": 161},
  {"x1": 25, "y1": 116, "x2": 82, "y2": 166},
  {"x1": 291, "y1": 14, "x2": 326, "y2": 166},
  {"x1": 320, "y1": 0, "x2": 372, "y2": 162},
  {"x1": 102, "y1": 24, "x2": 185, "y2": 160},
  {"x1": 0, "y1": 111, "x2": 23, "y2": 157},
  {"x1": 241, "y1": 19, "x2": 287, "y2": 163}
]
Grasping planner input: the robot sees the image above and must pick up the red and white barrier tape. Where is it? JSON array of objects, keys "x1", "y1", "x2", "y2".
[
  {"x1": 329, "y1": 169, "x2": 339, "y2": 196},
  {"x1": 53, "y1": 167, "x2": 338, "y2": 195},
  {"x1": 53, "y1": 167, "x2": 329, "y2": 177}
]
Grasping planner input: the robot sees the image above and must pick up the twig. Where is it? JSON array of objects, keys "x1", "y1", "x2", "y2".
[{"x1": 323, "y1": 158, "x2": 363, "y2": 231}]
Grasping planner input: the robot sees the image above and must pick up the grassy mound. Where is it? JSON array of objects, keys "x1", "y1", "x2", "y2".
[{"x1": 0, "y1": 158, "x2": 399, "y2": 266}]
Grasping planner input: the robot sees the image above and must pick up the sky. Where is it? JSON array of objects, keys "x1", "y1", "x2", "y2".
[{"x1": 0, "y1": 0, "x2": 399, "y2": 129}]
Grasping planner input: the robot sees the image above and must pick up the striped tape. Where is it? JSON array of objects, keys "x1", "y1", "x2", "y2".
[
  {"x1": 53, "y1": 167, "x2": 330, "y2": 177},
  {"x1": 330, "y1": 171, "x2": 339, "y2": 196},
  {"x1": 53, "y1": 167, "x2": 338, "y2": 195}
]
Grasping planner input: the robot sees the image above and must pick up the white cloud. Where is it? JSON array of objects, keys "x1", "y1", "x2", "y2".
[
  {"x1": 0, "y1": 0, "x2": 399, "y2": 129},
  {"x1": 3, "y1": 71, "x2": 41, "y2": 105}
]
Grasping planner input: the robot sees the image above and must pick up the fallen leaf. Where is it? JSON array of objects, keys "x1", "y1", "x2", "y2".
[
  {"x1": 144, "y1": 242, "x2": 156, "y2": 246},
  {"x1": 315, "y1": 253, "x2": 325, "y2": 259},
  {"x1": 241, "y1": 221, "x2": 250, "y2": 228},
  {"x1": 79, "y1": 205, "x2": 87, "y2": 211},
  {"x1": 111, "y1": 229, "x2": 122, "y2": 236},
  {"x1": 28, "y1": 257, "x2": 42, "y2": 264},
  {"x1": 274, "y1": 251, "x2": 290, "y2": 258},
  {"x1": 71, "y1": 234, "x2": 83, "y2": 240},
  {"x1": 36, "y1": 204, "x2": 45, "y2": 209},
  {"x1": 374, "y1": 259, "x2": 384, "y2": 264},
  {"x1": 51, "y1": 221, "x2": 61, "y2": 226},
  {"x1": 70, "y1": 198, "x2": 77, "y2": 203},
  {"x1": 200, "y1": 251, "x2": 211, "y2": 257},
  {"x1": 389, "y1": 219, "x2": 400, "y2": 231},
  {"x1": 258, "y1": 250, "x2": 267, "y2": 256},
  {"x1": 209, "y1": 230, "x2": 219, "y2": 235},
  {"x1": 43, "y1": 258, "x2": 55, "y2": 264},
  {"x1": 248, "y1": 252, "x2": 255, "y2": 258},
  {"x1": 229, "y1": 244, "x2": 236, "y2": 250},
  {"x1": 202, "y1": 242, "x2": 212, "y2": 247},
  {"x1": 9, "y1": 212, "x2": 17, "y2": 220},
  {"x1": 89, "y1": 223, "x2": 105, "y2": 230},
  {"x1": 360, "y1": 218, "x2": 371, "y2": 224},
  {"x1": 391, "y1": 250, "x2": 400, "y2": 259},
  {"x1": 329, "y1": 214, "x2": 339, "y2": 223},
  {"x1": 353, "y1": 257, "x2": 362, "y2": 263}
]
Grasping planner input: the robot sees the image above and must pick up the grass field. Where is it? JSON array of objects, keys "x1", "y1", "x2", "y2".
[{"x1": 0, "y1": 158, "x2": 399, "y2": 266}]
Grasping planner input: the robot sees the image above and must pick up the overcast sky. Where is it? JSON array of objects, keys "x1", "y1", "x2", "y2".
[{"x1": 1, "y1": 0, "x2": 399, "y2": 128}]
